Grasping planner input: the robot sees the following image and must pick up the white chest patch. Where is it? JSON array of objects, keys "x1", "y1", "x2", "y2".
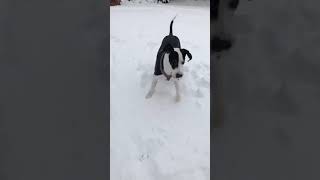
[
  {"x1": 162, "y1": 48, "x2": 184, "y2": 77},
  {"x1": 163, "y1": 53, "x2": 172, "y2": 75}
]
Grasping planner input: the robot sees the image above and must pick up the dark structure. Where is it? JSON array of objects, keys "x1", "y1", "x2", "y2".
[{"x1": 111, "y1": 0, "x2": 121, "y2": 6}]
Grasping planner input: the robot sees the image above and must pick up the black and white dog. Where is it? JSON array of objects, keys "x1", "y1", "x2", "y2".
[{"x1": 145, "y1": 17, "x2": 192, "y2": 102}]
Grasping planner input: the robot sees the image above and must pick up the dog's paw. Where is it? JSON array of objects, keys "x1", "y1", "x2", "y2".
[
  {"x1": 175, "y1": 95, "x2": 181, "y2": 102},
  {"x1": 145, "y1": 92, "x2": 153, "y2": 99}
]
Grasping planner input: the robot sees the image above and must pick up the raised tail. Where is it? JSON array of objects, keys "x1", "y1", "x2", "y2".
[{"x1": 169, "y1": 15, "x2": 178, "y2": 35}]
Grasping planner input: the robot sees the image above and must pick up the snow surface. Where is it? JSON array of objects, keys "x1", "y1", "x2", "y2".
[{"x1": 110, "y1": 1, "x2": 210, "y2": 180}]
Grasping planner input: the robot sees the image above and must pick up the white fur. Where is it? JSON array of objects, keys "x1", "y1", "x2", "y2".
[
  {"x1": 162, "y1": 48, "x2": 184, "y2": 78},
  {"x1": 163, "y1": 53, "x2": 172, "y2": 76},
  {"x1": 145, "y1": 75, "x2": 181, "y2": 102},
  {"x1": 173, "y1": 78, "x2": 181, "y2": 102},
  {"x1": 145, "y1": 75, "x2": 160, "y2": 99},
  {"x1": 175, "y1": 48, "x2": 184, "y2": 75}
]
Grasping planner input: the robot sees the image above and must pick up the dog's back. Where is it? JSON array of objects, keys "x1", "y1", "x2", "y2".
[{"x1": 159, "y1": 35, "x2": 181, "y2": 51}]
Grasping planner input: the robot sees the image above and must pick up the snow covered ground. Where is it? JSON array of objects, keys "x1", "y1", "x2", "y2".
[{"x1": 110, "y1": 1, "x2": 210, "y2": 180}]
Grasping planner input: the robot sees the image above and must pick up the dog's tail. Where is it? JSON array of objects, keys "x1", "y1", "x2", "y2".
[{"x1": 169, "y1": 15, "x2": 178, "y2": 35}]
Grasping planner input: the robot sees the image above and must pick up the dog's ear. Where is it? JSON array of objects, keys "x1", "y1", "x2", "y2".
[
  {"x1": 163, "y1": 44, "x2": 174, "y2": 53},
  {"x1": 169, "y1": 51, "x2": 179, "y2": 69},
  {"x1": 181, "y1": 49, "x2": 192, "y2": 62}
]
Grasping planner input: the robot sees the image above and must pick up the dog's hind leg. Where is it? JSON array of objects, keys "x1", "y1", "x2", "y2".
[
  {"x1": 145, "y1": 76, "x2": 159, "y2": 99},
  {"x1": 173, "y1": 79, "x2": 181, "y2": 102}
]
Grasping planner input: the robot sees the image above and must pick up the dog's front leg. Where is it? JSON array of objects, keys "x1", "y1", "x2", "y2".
[
  {"x1": 145, "y1": 76, "x2": 158, "y2": 99},
  {"x1": 174, "y1": 79, "x2": 181, "y2": 102}
]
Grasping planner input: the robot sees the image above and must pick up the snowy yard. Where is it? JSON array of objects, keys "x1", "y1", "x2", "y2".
[{"x1": 110, "y1": 1, "x2": 210, "y2": 180}]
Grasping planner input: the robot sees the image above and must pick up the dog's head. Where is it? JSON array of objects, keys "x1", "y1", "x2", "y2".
[{"x1": 163, "y1": 44, "x2": 192, "y2": 79}]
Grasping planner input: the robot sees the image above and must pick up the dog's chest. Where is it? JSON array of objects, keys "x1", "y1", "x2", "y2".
[
  {"x1": 163, "y1": 53, "x2": 173, "y2": 74},
  {"x1": 162, "y1": 49, "x2": 183, "y2": 76}
]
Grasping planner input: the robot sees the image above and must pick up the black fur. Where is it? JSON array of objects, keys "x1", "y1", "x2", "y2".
[
  {"x1": 176, "y1": 73, "x2": 183, "y2": 78},
  {"x1": 163, "y1": 44, "x2": 174, "y2": 53},
  {"x1": 181, "y1": 49, "x2": 192, "y2": 63},
  {"x1": 169, "y1": 18, "x2": 174, "y2": 35},
  {"x1": 169, "y1": 52, "x2": 179, "y2": 69},
  {"x1": 163, "y1": 44, "x2": 178, "y2": 69}
]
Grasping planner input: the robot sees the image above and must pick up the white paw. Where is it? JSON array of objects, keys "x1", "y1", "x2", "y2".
[
  {"x1": 175, "y1": 95, "x2": 181, "y2": 102},
  {"x1": 145, "y1": 91, "x2": 153, "y2": 99}
]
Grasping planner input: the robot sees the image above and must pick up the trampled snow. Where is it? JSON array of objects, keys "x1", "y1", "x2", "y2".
[{"x1": 110, "y1": 1, "x2": 210, "y2": 180}]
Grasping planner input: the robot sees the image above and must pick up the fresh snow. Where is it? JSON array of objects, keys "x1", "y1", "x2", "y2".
[{"x1": 110, "y1": 1, "x2": 210, "y2": 180}]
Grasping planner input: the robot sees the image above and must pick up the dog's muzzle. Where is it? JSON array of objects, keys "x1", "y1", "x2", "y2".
[{"x1": 176, "y1": 73, "x2": 183, "y2": 78}]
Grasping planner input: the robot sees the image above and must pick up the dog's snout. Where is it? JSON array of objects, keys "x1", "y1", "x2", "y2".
[{"x1": 176, "y1": 73, "x2": 183, "y2": 78}]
